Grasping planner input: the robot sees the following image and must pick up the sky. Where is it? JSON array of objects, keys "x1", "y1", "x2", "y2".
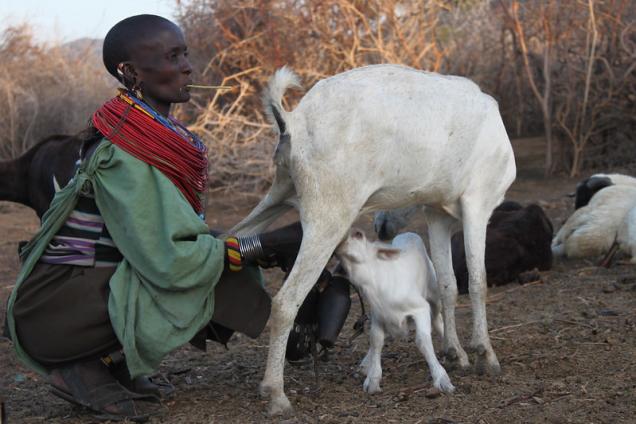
[{"x1": 1, "y1": 0, "x2": 178, "y2": 42}]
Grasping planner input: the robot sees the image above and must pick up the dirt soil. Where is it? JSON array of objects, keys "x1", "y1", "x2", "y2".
[{"x1": 1, "y1": 137, "x2": 635, "y2": 423}]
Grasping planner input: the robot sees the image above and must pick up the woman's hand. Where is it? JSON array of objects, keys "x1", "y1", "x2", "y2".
[{"x1": 258, "y1": 222, "x2": 303, "y2": 272}]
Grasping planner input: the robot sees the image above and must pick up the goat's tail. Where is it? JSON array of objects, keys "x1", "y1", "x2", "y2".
[{"x1": 262, "y1": 67, "x2": 302, "y2": 135}]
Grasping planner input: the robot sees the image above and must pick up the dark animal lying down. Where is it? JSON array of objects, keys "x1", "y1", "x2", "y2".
[
  {"x1": 0, "y1": 134, "x2": 82, "y2": 218},
  {"x1": 452, "y1": 201, "x2": 553, "y2": 294}
]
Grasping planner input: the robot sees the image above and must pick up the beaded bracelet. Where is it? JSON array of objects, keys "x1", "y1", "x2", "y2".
[{"x1": 224, "y1": 236, "x2": 242, "y2": 272}]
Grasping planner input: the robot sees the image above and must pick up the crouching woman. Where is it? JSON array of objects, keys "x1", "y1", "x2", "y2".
[{"x1": 4, "y1": 15, "x2": 348, "y2": 422}]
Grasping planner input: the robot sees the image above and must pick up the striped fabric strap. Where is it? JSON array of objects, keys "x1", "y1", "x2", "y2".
[{"x1": 224, "y1": 236, "x2": 242, "y2": 272}]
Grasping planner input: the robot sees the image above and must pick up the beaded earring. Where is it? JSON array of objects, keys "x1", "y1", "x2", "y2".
[
  {"x1": 132, "y1": 84, "x2": 144, "y2": 100},
  {"x1": 117, "y1": 63, "x2": 143, "y2": 100}
]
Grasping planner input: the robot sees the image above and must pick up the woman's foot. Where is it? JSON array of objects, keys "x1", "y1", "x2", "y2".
[
  {"x1": 104, "y1": 351, "x2": 176, "y2": 399},
  {"x1": 49, "y1": 358, "x2": 163, "y2": 422}
]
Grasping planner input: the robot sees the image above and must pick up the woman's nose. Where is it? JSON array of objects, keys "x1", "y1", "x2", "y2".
[{"x1": 181, "y1": 57, "x2": 192, "y2": 74}]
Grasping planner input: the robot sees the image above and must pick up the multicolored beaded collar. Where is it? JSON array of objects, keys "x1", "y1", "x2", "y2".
[{"x1": 93, "y1": 90, "x2": 208, "y2": 217}]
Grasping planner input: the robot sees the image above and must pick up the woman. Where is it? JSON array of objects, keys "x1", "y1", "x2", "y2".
[{"x1": 5, "y1": 15, "x2": 349, "y2": 422}]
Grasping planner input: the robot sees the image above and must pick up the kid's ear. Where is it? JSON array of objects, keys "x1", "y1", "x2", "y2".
[
  {"x1": 351, "y1": 228, "x2": 365, "y2": 240},
  {"x1": 376, "y1": 248, "x2": 401, "y2": 261}
]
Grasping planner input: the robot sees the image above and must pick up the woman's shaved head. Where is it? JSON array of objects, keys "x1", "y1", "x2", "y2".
[
  {"x1": 103, "y1": 14, "x2": 179, "y2": 82},
  {"x1": 102, "y1": 14, "x2": 192, "y2": 115}
]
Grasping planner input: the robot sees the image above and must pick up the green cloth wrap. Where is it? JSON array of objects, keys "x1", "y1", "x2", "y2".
[{"x1": 7, "y1": 139, "x2": 231, "y2": 377}]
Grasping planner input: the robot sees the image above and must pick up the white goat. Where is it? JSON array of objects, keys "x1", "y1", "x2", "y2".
[
  {"x1": 336, "y1": 229, "x2": 453, "y2": 394},
  {"x1": 552, "y1": 185, "x2": 636, "y2": 258},
  {"x1": 230, "y1": 64, "x2": 516, "y2": 415}
]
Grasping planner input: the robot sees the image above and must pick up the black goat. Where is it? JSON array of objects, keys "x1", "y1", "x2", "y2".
[
  {"x1": 452, "y1": 202, "x2": 553, "y2": 294},
  {"x1": 0, "y1": 135, "x2": 81, "y2": 218}
]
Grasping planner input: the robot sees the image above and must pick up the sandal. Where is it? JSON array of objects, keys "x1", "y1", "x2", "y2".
[
  {"x1": 49, "y1": 359, "x2": 163, "y2": 422},
  {"x1": 105, "y1": 351, "x2": 176, "y2": 399},
  {"x1": 124, "y1": 374, "x2": 175, "y2": 399}
]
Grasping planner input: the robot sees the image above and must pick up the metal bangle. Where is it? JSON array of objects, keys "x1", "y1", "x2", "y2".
[{"x1": 237, "y1": 234, "x2": 265, "y2": 262}]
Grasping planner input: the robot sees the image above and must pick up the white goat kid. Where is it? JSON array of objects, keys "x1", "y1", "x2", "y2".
[
  {"x1": 336, "y1": 229, "x2": 453, "y2": 394},
  {"x1": 230, "y1": 65, "x2": 516, "y2": 415}
]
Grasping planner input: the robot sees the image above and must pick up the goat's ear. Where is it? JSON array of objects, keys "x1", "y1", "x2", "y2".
[
  {"x1": 376, "y1": 248, "x2": 401, "y2": 261},
  {"x1": 351, "y1": 228, "x2": 365, "y2": 240}
]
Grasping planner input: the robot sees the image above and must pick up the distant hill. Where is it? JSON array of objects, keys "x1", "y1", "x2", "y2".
[{"x1": 59, "y1": 37, "x2": 102, "y2": 64}]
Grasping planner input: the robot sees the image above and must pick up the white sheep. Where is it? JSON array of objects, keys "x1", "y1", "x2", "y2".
[
  {"x1": 600, "y1": 205, "x2": 636, "y2": 266},
  {"x1": 574, "y1": 173, "x2": 636, "y2": 209},
  {"x1": 552, "y1": 185, "x2": 636, "y2": 259},
  {"x1": 230, "y1": 64, "x2": 516, "y2": 415},
  {"x1": 336, "y1": 229, "x2": 454, "y2": 394}
]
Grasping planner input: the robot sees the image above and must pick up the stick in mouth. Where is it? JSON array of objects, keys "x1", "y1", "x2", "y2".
[{"x1": 186, "y1": 84, "x2": 234, "y2": 90}]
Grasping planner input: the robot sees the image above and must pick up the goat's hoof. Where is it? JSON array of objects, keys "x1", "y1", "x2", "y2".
[
  {"x1": 444, "y1": 347, "x2": 470, "y2": 371},
  {"x1": 268, "y1": 395, "x2": 293, "y2": 416},
  {"x1": 363, "y1": 378, "x2": 382, "y2": 394},
  {"x1": 433, "y1": 373, "x2": 455, "y2": 394},
  {"x1": 259, "y1": 381, "x2": 273, "y2": 398},
  {"x1": 473, "y1": 344, "x2": 501, "y2": 376}
]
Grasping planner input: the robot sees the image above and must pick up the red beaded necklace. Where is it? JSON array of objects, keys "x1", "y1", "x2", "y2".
[{"x1": 93, "y1": 91, "x2": 208, "y2": 216}]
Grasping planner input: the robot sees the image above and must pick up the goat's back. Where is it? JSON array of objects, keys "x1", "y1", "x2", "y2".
[{"x1": 281, "y1": 65, "x2": 516, "y2": 212}]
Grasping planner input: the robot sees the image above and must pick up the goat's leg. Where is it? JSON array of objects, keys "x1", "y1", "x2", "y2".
[
  {"x1": 230, "y1": 168, "x2": 295, "y2": 235},
  {"x1": 363, "y1": 318, "x2": 384, "y2": 394},
  {"x1": 359, "y1": 350, "x2": 371, "y2": 375},
  {"x1": 461, "y1": 199, "x2": 501, "y2": 375},
  {"x1": 430, "y1": 300, "x2": 444, "y2": 339},
  {"x1": 412, "y1": 308, "x2": 454, "y2": 393},
  {"x1": 260, "y1": 216, "x2": 353, "y2": 415},
  {"x1": 426, "y1": 210, "x2": 469, "y2": 371}
]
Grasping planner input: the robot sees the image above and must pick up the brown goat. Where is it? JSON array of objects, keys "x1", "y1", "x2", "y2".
[{"x1": 0, "y1": 135, "x2": 82, "y2": 218}]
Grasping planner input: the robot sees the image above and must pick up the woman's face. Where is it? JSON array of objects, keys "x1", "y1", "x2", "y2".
[{"x1": 124, "y1": 22, "x2": 193, "y2": 114}]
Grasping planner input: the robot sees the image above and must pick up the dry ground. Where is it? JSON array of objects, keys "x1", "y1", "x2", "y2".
[{"x1": 1, "y1": 137, "x2": 635, "y2": 423}]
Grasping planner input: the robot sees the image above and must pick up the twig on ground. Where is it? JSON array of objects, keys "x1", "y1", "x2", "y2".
[
  {"x1": 555, "y1": 319, "x2": 595, "y2": 329},
  {"x1": 490, "y1": 320, "x2": 542, "y2": 334},
  {"x1": 498, "y1": 389, "x2": 542, "y2": 408}
]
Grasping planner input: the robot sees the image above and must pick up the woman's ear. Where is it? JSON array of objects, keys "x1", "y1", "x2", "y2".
[{"x1": 117, "y1": 62, "x2": 137, "y2": 87}]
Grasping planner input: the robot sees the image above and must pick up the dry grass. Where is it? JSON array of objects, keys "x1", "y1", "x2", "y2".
[
  {"x1": 0, "y1": 24, "x2": 115, "y2": 160},
  {"x1": 187, "y1": 74, "x2": 276, "y2": 197}
]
